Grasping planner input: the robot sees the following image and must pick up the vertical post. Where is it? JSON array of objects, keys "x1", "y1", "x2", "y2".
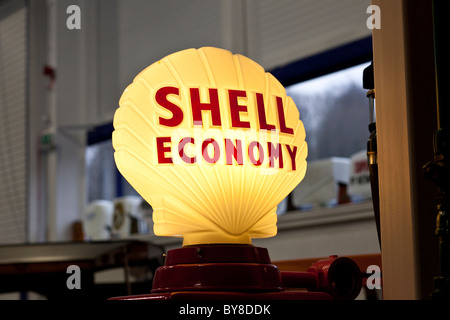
[
  {"x1": 425, "y1": 0, "x2": 450, "y2": 300},
  {"x1": 363, "y1": 61, "x2": 381, "y2": 249},
  {"x1": 372, "y1": 0, "x2": 439, "y2": 299},
  {"x1": 45, "y1": 0, "x2": 58, "y2": 241},
  {"x1": 371, "y1": 0, "x2": 418, "y2": 299},
  {"x1": 432, "y1": 0, "x2": 450, "y2": 131},
  {"x1": 28, "y1": 0, "x2": 49, "y2": 242}
]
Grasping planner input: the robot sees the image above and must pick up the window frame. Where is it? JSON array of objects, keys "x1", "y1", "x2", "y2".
[{"x1": 270, "y1": 36, "x2": 373, "y2": 87}]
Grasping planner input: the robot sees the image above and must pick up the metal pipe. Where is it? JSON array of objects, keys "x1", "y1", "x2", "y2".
[{"x1": 363, "y1": 62, "x2": 381, "y2": 249}]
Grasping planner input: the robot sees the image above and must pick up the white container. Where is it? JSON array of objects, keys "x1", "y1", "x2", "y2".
[
  {"x1": 348, "y1": 150, "x2": 372, "y2": 201},
  {"x1": 291, "y1": 157, "x2": 351, "y2": 209},
  {"x1": 83, "y1": 200, "x2": 114, "y2": 240},
  {"x1": 112, "y1": 195, "x2": 147, "y2": 238}
]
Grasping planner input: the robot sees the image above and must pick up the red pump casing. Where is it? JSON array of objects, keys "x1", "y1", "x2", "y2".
[{"x1": 109, "y1": 245, "x2": 362, "y2": 300}]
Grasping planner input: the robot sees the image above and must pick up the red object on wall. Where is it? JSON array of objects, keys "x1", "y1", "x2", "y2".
[
  {"x1": 43, "y1": 65, "x2": 56, "y2": 90},
  {"x1": 109, "y1": 245, "x2": 362, "y2": 300}
]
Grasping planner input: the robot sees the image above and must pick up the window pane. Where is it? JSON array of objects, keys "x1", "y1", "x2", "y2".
[
  {"x1": 85, "y1": 140, "x2": 116, "y2": 203},
  {"x1": 284, "y1": 62, "x2": 372, "y2": 211},
  {"x1": 85, "y1": 139, "x2": 140, "y2": 203},
  {"x1": 286, "y1": 62, "x2": 371, "y2": 161}
]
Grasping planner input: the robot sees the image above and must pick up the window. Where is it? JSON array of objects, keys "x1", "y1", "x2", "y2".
[
  {"x1": 85, "y1": 139, "x2": 139, "y2": 204},
  {"x1": 286, "y1": 62, "x2": 371, "y2": 161},
  {"x1": 281, "y1": 62, "x2": 373, "y2": 212},
  {"x1": 85, "y1": 140, "x2": 116, "y2": 203}
]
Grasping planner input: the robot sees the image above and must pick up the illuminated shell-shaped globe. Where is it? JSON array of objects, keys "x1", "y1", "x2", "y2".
[{"x1": 113, "y1": 47, "x2": 307, "y2": 246}]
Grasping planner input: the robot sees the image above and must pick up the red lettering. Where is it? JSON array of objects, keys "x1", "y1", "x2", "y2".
[
  {"x1": 248, "y1": 141, "x2": 264, "y2": 166},
  {"x1": 155, "y1": 86, "x2": 184, "y2": 127},
  {"x1": 156, "y1": 136, "x2": 173, "y2": 164},
  {"x1": 229, "y1": 89, "x2": 251, "y2": 128},
  {"x1": 285, "y1": 144, "x2": 297, "y2": 171},
  {"x1": 256, "y1": 93, "x2": 276, "y2": 130},
  {"x1": 190, "y1": 88, "x2": 221, "y2": 126},
  {"x1": 355, "y1": 160, "x2": 368, "y2": 173},
  {"x1": 202, "y1": 138, "x2": 220, "y2": 164},
  {"x1": 276, "y1": 97, "x2": 294, "y2": 134},
  {"x1": 268, "y1": 142, "x2": 283, "y2": 168},
  {"x1": 225, "y1": 139, "x2": 243, "y2": 165},
  {"x1": 178, "y1": 137, "x2": 196, "y2": 164}
]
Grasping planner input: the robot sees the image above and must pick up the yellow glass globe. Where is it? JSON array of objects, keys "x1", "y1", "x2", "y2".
[{"x1": 113, "y1": 47, "x2": 307, "y2": 246}]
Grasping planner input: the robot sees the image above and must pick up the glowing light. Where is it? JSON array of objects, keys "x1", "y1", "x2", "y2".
[{"x1": 113, "y1": 47, "x2": 307, "y2": 246}]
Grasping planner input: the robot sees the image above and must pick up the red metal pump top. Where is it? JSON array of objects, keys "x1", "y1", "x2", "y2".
[{"x1": 110, "y1": 245, "x2": 362, "y2": 300}]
